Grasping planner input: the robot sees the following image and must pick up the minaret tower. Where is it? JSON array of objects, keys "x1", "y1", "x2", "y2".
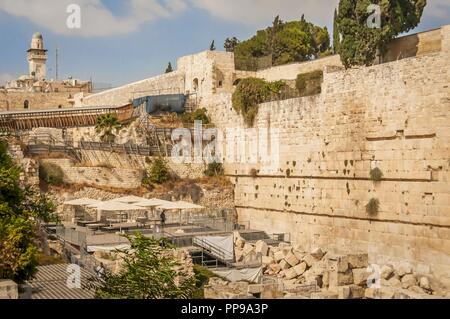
[{"x1": 28, "y1": 32, "x2": 47, "y2": 80}]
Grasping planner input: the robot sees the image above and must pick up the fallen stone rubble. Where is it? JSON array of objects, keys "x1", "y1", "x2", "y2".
[{"x1": 205, "y1": 234, "x2": 450, "y2": 299}]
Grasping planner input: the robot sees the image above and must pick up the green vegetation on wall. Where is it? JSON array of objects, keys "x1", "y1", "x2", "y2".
[
  {"x1": 39, "y1": 162, "x2": 65, "y2": 186},
  {"x1": 295, "y1": 70, "x2": 324, "y2": 97},
  {"x1": 233, "y1": 15, "x2": 331, "y2": 70},
  {"x1": 232, "y1": 77, "x2": 288, "y2": 127},
  {"x1": 148, "y1": 157, "x2": 171, "y2": 184},
  {"x1": 204, "y1": 162, "x2": 224, "y2": 177},
  {"x1": 181, "y1": 108, "x2": 210, "y2": 125},
  {"x1": 95, "y1": 113, "x2": 122, "y2": 143},
  {"x1": 335, "y1": 0, "x2": 427, "y2": 68}
]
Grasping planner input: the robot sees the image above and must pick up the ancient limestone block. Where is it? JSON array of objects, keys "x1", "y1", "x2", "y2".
[
  {"x1": 338, "y1": 284, "x2": 365, "y2": 299},
  {"x1": 419, "y1": 277, "x2": 431, "y2": 291},
  {"x1": 328, "y1": 269, "x2": 354, "y2": 288},
  {"x1": 310, "y1": 247, "x2": 325, "y2": 260},
  {"x1": 302, "y1": 254, "x2": 318, "y2": 268},
  {"x1": 401, "y1": 274, "x2": 417, "y2": 289},
  {"x1": 274, "y1": 250, "x2": 286, "y2": 262},
  {"x1": 347, "y1": 253, "x2": 368, "y2": 269},
  {"x1": 310, "y1": 291, "x2": 338, "y2": 299},
  {"x1": 352, "y1": 268, "x2": 369, "y2": 287},
  {"x1": 293, "y1": 262, "x2": 307, "y2": 276},
  {"x1": 396, "y1": 261, "x2": 413, "y2": 277},
  {"x1": 326, "y1": 255, "x2": 348, "y2": 273},
  {"x1": 364, "y1": 287, "x2": 395, "y2": 299},
  {"x1": 284, "y1": 252, "x2": 300, "y2": 267},
  {"x1": 381, "y1": 264, "x2": 394, "y2": 279},
  {"x1": 255, "y1": 240, "x2": 269, "y2": 256},
  {"x1": 279, "y1": 260, "x2": 290, "y2": 270},
  {"x1": 387, "y1": 277, "x2": 402, "y2": 288},
  {"x1": 0, "y1": 280, "x2": 18, "y2": 299},
  {"x1": 284, "y1": 268, "x2": 298, "y2": 280},
  {"x1": 242, "y1": 243, "x2": 254, "y2": 256},
  {"x1": 269, "y1": 263, "x2": 281, "y2": 274},
  {"x1": 262, "y1": 256, "x2": 274, "y2": 265}
]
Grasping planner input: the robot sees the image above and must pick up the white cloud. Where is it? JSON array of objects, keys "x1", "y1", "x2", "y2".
[
  {"x1": 0, "y1": 73, "x2": 15, "y2": 86},
  {"x1": 0, "y1": 0, "x2": 186, "y2": 37},
  {"x1": 191, "y1": 0, "x2": 339, "y2": 28},
  {"x1": 0, "y1": 0, "x2": 447, "y2": 38}
]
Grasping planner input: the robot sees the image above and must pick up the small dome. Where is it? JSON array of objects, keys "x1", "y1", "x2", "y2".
[{"x1": 32, "y1": 32, "x2": 43, "y2": 39}]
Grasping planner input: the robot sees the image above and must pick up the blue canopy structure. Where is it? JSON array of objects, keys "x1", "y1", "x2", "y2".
[{"x1": 132, "y1": 94, "x2": 187, "y2": 114}]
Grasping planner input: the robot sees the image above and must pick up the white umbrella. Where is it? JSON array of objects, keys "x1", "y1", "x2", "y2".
[
  {"x1": 89, "y1": 200, "x2": 147, "y2": 222},
  {"x1": 63, "y1": 198, "x2": 102, "y2": 206},
  {"x1": 113, "y1": 195, "x2": 147, "y2": 204},
  {"x1": 134, "y1": 198, "x2": 173, "y2": 208},
  {"x1": 157, "y1": 201, "x2": 204, "y2": 225}
]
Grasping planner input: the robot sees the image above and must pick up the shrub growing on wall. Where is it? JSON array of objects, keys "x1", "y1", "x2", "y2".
[
  {"x1": 204, "y1": 161, "x2": 224, "y2": 177},
  {"x1": 149, "y1": 157, "x2": 170, "y2": 184},
  {"x1": 370, "y1": 167, "x2": 383, "y2": 182},
  {"x1": 366, "y1": 198, "x2": 380, "y2": 215},
  {"x1": 39, "y1": 162, "x2": 65, "y2": 186},
  {"x1": 181, "y1": 108, "x2": 210, "y2": 125},
  {"x1": 232, "y1": 78, "x2": 287, "y2": 127},
  {"x1": 335, "y1": 0, "x2": 427, "y2": 68},
  {"x1": 295, "y1": 70, "x2": 324, "y2": 97}
]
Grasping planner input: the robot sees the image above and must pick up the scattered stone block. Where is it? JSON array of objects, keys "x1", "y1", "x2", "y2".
[
  {"x1": 310, "y1": 291, "x2": 338, "y2": 299},
  {"x1": 401, "y1": 274, "x2": 417, "y2": 289},
  {"x1": 327, "y1": 255, "x2": 348, "y2": 272},
  {"x1": 387, "y1": 277, "x2": 402, "y2": 288},
  {"x1": 396, "y1": 262, "x2": 413, "y2": 277},
  {"x1": 352, "y1": 268, "x2": 369, "y2": 286},
  {"x1": 279, "y1": 259, "x2": 290, "y2": 270},
  {"x1": 419, "y1": 277, "x2": 431, "y2": 291},
  {"x1": 284, "y1": 268, "x2": 298, "y2": 280},
  {"x1": 284, "y1": 252, "x2": 300, "y2": 267},
  {"x1": 274, "y1": 250, "x2": 286, "y2": 262},
  {"x1": 381, "y1": 264, "x2": 394, "y2": 279},
  {"x1": 338, "y1": 284, "x2": 365, "y2": 299},
  {"x1": 293, "y1": 262, "x2": 307, "y2": 276},
  {"x1": 364, "y1": 287, "x2": 395, "y2": 299},
  {"x1": 269, "y1": 264, "x2": 281, "y2": 274},
  {"x1": 328, "y1": 269, "x2": 353, "y2": 288},
  {"x1": 347, "y1": 253, "x2": 368, "y2": 269},
  {"x1": 310, "y1": 247, "x2": 325, "y2": 259},
  {"x1": 0, "y1": 280, "x2": 18, "y2": 299},
  {"x1": 247, "y1": 284, "x2": 263, "y2": 295},
  {"x1": 255, "y1": 240, "x2": 269, "y2": 256},
  {"x1": 302, "y1": 254, "x2": 317, "y2": 268},
  {"x1": 293, "y1": 250, "x2": 304, "y2": 261},
  {"x1": 242, "y1": 244, "x2": 254, "y2": 256},
  {"x1": 262, "y1": 256, "x2": 274, "y2": 265}
]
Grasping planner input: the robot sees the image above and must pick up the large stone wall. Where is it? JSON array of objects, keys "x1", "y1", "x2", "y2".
[
  {"x1": 41, "y1": 158, "x2": 143, "y2": 189},
  {"x1": 0, "y1": 91, "x2": 72, "y2": 111},
  {"x1": 204, "y1": 25, "x2": 450, "y2": 281},
  {"x1": 78, "y1": 71, "x2": 185, "y2": 107}
]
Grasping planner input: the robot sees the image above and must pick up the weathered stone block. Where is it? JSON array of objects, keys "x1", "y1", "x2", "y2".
[
  {"x1": 364, "y1": 287, "x2": 395, "y2": 299},
  {"x1": 310, "y1": 291, "x2": 338, "y2": 299},
  {"x1": 262, "y1": 256, "x2": 274, "y2": 265},
  {"x1": 274, "y1": 250, "x2": 286, "y2": 262},
  {"x1": 328, "y1": 269, "x2": 353, "y2": 288},
  {"x1": 284, "y1": 267, "x2": 298, "y2": 280},
  {"x1": 310, "y1": 247, "x2": 325, "y2": 259},
  {"x1": 396, "y1": 261, "x2": 413, "y2": 277},
  {"x1": 401, "y1": 274, "x2": 417, "y2": 289},
  {"x1": 255, "y1": 240, "x2": 269, "y2": 256},
  {"x1": 327, "y1": 255, "x2": 348, "y2": 273},
  {"x1": 0, "y1": 280, "x2": 18, "y2": 299},
  {"x1": 302, "y1": 254, "x2": 317, "y2": 268},
  {"x1": 338, "y1": 284, "x2": 365, "y2": 299},
  {"x1": 247, "y1": 284, "x2": 263, "y2": 294},
  {"x1": 293, "y1": 262, "x2": 307, "y2": 276},
  {"x1": 347, "y1": 253, "x2": 368, "y2": 269},
  {"x1": 381, "y1": 264, "x2": 394, "y2": 279},
  {"x1": 284, "y1": 252, "x2": 300, "y2": 267},
  {"x1": 279, "y1": 259, "x2": 290, "y2": 270},
  {"x1": 352, "y1": 268, "x2": 369, "y2": 287}
]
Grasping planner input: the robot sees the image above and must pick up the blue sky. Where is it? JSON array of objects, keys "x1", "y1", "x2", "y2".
[{"x1": 0, "y1": 0, "x2": 449, "y2": 88}]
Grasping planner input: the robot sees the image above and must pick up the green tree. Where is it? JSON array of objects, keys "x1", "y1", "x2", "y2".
[
  {"x1": 0, "y1": 140, "x2": 57, "y2": 283},
  {"x1": 224, "y1": 37, "x2": 240, "y2": 52},
  {"x1": 336, "y1": 0, "x2": 427, "y2": 68},
  {"x1": 210, "y1": 40, "x2": 216, "y2": 51},
  {"x1": 333, "y1": 8, "x2": 340, "y2": 54},
  {"x1": 93, "y1": 234, "x2": 197, "y2": 299},
  {"x1": 165, "y1": 62, "x2": 173, "y2": 73},
  {"x1": 234, "y1": 15, "x2": 330, "y2": 68},
  {"x1": 149, "y1": 157, "x2": 170, "y2": 184},
  {"x1": 95, "y1": 113, "x2": 122, "y2": 143}
]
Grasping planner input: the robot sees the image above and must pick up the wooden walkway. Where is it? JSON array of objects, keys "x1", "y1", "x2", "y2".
[{"x1": 0, "y1": 104, "x2": 134, "y2": 131}]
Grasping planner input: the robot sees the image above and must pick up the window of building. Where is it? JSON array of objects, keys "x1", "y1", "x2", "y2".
[{"x1": 24, "y1": 100, "x2": 29, "y2": 109}]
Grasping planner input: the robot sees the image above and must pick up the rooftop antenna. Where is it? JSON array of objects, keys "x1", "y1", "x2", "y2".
[{"x1": 55, "y1": 45, "x2": 59, "y2": 81}]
